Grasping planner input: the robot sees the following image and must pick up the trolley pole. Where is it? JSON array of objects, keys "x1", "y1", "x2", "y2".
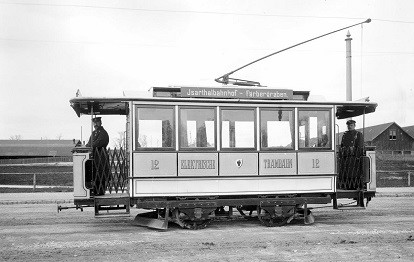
[{"x1": 345, "y1": 30, "x2": 353, "y2": 101}]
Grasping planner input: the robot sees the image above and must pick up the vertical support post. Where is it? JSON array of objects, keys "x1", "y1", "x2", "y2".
[
  {"x1": 345, "y1": 31, "x2": 353, "y2": 101},
  {"x1": 33, "y1": 173, "x2": 36, "y2": 192},
  {"x1": 408, "y1": 172, "x2": 411, "y2": 187},
  {"x1": 332, "y1": 194, "x2": 338, "y2": 209}
]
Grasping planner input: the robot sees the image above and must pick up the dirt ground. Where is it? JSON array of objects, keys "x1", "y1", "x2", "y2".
[{"x1": 0, "y1": 197, "x2": 413, "y2": 262}]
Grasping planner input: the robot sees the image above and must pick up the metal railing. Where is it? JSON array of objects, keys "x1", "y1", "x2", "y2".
[
  {"x1": 337, "y1": 147, "x2": 364, "y2": 190},
  {"x1": 91, "y1": 147, "x2": 128, "y2": 195}
]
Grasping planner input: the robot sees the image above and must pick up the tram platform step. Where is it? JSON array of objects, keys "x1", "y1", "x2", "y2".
[
  {"x1": 94, "y1": 193, "x2": 130, "y2": 217},
  {"x1": 336, "y1": 206, "x2": 366, "y2": 210}
]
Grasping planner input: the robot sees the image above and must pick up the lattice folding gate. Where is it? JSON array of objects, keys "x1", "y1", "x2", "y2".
[
  {"x1": 337, "y1": 147, "x2": 364, "y2": 190},
  {"x1": 92, "y1": 147, "x2": 128, "y2": 195}
]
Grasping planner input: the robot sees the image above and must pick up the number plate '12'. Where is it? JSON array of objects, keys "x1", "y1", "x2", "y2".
[{"x1": 297, "y1": 152, "x2": 335, "y2": 174}]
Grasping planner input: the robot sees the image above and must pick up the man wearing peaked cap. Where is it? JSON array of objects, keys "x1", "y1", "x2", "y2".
[
  {"x1": 87, "y1": 117, "x2": 109, "y2": 148},
  {"x1": 341, "y1": 119, "x2": 363, "y2": 150},
  {"x1": 86, "y1": 117, "x2": 109, "y2": 195},
  {"x1": 339, "y1": 119, "x2": 364, "y2": 190}
]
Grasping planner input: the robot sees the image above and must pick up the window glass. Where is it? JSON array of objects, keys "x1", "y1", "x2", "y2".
[
  {"x1": 261, "y1": 109, "x2": 294, "y2": 149},
  {"x1": 298, "y1": 110, "x2": 331, "y2": 148},
  {"x1": 180, "y1": 108, "x2": 215, "y2": 148},
  {"x1": 389, "y1": 130, "x2": 396, "y2": 140},
  {"x1": 135, "y1": 107, "x2": 174, "y2": 149},
  {"x1": 221, "y1": 109, "x2": 255, "y2": 148}
]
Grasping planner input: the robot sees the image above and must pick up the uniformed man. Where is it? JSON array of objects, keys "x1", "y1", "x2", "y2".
[
  {"x1": 86, "y1": 117, "x2": 109, "y2": 149},
  {"x1": 340, "y1": 119, "x2": 363, "y2": 154},
  {"x1": 86, "y1": 117, "x2": 109, "y2": 195},
  {"x1": 339, "y1": 119, "x2": 364, "y2": 190}
]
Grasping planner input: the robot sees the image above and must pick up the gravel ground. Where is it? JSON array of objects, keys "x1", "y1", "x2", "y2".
[{"x1": 0, "y1": 197, "x2": 413, "y2": 262}]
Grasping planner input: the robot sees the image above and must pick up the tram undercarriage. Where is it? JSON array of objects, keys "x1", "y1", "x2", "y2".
[{"x1": 131, "y1": 194, "x2": 329, "y2": 230}]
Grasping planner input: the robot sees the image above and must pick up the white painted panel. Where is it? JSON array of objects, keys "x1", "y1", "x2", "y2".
[
  {"x1": 178, "y1": 153, "x2": 218, "y2": 176},
  {"x1": 219, "y1": 153, "x2": 258, "y2": 176},
  {"x1": 258, "y1": 176, "x2": 334, "y2": 192},
  {"x1": 133, "y1": 153, "x2": 177, "y2": 177},
  {"x1": 259, "y1": 153, "x2": 297, "y2": 175},
  {"x1": 366, "y1": 151, "x2": 377, "y2": 191},
  {"x1": 297, "y1": 152, "x2": 335, "y2": 174},
  {"x1": 133, "y1": 176, "x2": 335, "y2": 196},
  {"x1": 73, "y1": 153, "x2": 90, "y2": 199},
  {"x1": 134, "y1": 179, "x2": 177, "y2": 195},
  {"x1": 218, "y1": 178, "x2": 259, "y2": 193},
  {"x1": 176, "y1": 179, "x2": 219, "y2": 194}
]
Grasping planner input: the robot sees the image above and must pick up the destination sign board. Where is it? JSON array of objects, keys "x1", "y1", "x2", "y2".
[{"x1": 181, "y1": 87, "x2": 293, "y2": 100}]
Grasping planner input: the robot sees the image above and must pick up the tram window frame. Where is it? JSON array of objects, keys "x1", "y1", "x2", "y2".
[
  {"x1": 134, "y1": 105, "x2": 175, "y2": 151},
  {"x1": 297, "y1": 108, "x2": 332, "y2": 150},
  {"x1": 220, "y1": 107, "x2": 257, "y2": 151},
  {"x1": 260, "y1": 108, "x2": 295, "y2": 151},
  {"x1": 178, "y1": 106, "x2": 217, "y2": 151}
]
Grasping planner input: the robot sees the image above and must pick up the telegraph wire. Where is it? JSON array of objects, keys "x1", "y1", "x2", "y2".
[
  {"x1": 1, "y1": 37, "x2": 413, "y2": 56},
  {"x1": 1, "y1": 1, "x2": 414, "y2": 24}
]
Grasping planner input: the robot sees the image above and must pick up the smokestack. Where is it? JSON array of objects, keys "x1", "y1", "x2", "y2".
[{"x1": 345, "y1": 30, "x2": 352, "y2": 101}]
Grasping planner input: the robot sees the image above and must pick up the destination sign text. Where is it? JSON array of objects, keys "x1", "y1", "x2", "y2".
[{"x1": 181, "y1": 87, "x2": 293, "y2": 100}]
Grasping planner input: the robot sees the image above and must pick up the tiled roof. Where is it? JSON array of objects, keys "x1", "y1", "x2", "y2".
[
  {"x1": 358, "y1": 122, "x2": 395, "y2": 141},
  {"x1": 403, "y1": 125, "x2": 414, "y2": 138}
]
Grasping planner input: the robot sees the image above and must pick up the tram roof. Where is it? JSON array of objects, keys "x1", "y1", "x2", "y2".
[{"x1": 69, "y1": 96, "x2": 377, "y2": 119}]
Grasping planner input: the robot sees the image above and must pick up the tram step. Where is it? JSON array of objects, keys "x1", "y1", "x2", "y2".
[
  {"x1": 336, "y1": 206, "x2": 366, "y2": 210},
  {"x1": 94, "y1": 193, "x2": 130, "y2": 217}
]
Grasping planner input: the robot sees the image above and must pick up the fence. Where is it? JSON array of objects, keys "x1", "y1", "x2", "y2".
[
  {"x1": 377, "y1": 150, "x2": 414, "y2": 157},
  {"x1": 0, "y1": 172, "x2": 73, "y2": 191},
  {"x1": 0, "y1": 156, "x2": 73, "y2": 165}
]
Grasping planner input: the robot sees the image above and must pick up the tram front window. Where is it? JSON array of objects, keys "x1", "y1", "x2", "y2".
[
  {"x1": 261, "y1": 109, "x2": 294, "y2": 149},
  {"x1": 180, "y1": 107, "x2": 215, "y2": 149},
  {"x1": 221, "y1": 108, "x2": 255, "y2": 149},
  {"x1": 298, "y1": 110, "x2": 331, "y2": 148},
  {"x1": 135, "y1": 106, "x2": 174, "y2": 149}
]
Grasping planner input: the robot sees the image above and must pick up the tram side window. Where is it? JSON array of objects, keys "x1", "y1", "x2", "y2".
[
  {"x1": 221, "y1": 109, "x2": 255, "y2": 149},
  {"x1": 135, "y1": 106, "x2": 174, "y2": 149},
  {"x1": 261, "y1": 109, "x2": 294, "y2": 149},
  {"x1": 298, "y1": 110, "x2": 331, "y2": 148},
  {"x1": 180, "y1": 107, "x2": 215, "y2": 149}
]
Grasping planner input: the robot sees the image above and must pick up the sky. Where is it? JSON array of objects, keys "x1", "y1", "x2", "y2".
[{"x1": 1, "y1": 0, "x2": 413, "y2": 147}]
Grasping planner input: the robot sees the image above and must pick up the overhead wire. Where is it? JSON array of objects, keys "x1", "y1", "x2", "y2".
[{"x1": 1, "y1": 1, "x2": 414, "y2": 24}]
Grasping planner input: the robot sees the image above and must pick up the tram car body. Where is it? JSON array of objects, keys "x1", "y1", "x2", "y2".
[{"x1": 68, "y1": 86, "x2": 377, "y2": 229}]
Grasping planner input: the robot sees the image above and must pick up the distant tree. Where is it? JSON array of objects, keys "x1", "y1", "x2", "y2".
[
  {"x1": 56, "y1": 134, "x2": 63, "y2": 140},
  {"x1": 113, "y1": 131, "x2": 126, "y2": 149},
  {"x1": 9, "y1": 135, "x2": 21, "y2": 140}
]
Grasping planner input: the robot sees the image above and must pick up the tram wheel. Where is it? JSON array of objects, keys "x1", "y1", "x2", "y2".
[
  {"x1": 172, "y1": 208, "x2": 211, "y2": 230},
  {"x1": 236, "y1": 205, "x2": 258, "y2": 220},
  {"x1": 257, "y1": 206, "x2": 289, "y2": 227}
]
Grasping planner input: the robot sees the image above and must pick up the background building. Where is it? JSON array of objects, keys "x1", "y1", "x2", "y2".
[{"x1": 338, "y1": 122, "x2": 414, "y2": 152}]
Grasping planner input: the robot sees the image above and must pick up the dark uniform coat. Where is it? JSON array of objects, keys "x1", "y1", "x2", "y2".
[
  {"x1": 339, "y1": 129, "x2": 364, "y2": 190},
  {"x1": 86, "y1": 126, "x2": 109, "y2": 195},
  {"x1": 86, "y1": 126, "x2": 109, "y2": 148},
  {"x1": 341, "y1": 130, "x2": 363, "y2": 148}
]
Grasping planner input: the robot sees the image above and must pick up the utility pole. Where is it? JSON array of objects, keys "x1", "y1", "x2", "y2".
[{"x1": 345, "y1": 30, "x2": 352, "y2": 101}]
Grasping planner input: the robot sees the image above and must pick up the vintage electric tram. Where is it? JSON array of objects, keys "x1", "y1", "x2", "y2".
[{"x1": 66, "y1": 85, "x2": 377, "y2": 229}]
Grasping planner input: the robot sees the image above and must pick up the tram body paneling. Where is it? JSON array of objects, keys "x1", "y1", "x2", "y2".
[{"x1": 128, "y1": 100, "x2": 337, "y2": 199}]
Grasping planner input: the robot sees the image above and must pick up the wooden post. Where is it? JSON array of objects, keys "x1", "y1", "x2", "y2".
[
  {"x1": 33, "y1": 173, "x2": 36, "y2": 192},
  {"x1": 408, "y1": 172, "x2": 411, "y2": 187}
]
